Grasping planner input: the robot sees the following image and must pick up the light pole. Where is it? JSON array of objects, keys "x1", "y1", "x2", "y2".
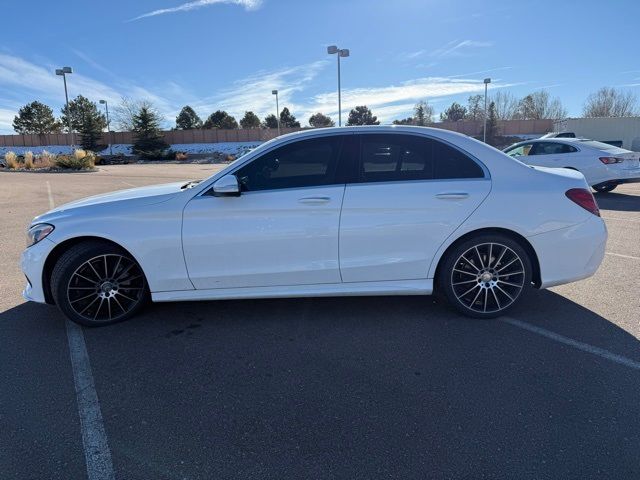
[
  {"x1": 55, "y1": 67, "x2": 74, "y2": 146},
  {"x1": 271, "y1": 89, "x2": 280, "y2": 136},
  {"x1": 99, "y1": 99, "x2": 113, "y2": 155},
  {"x1": 327, "y1": 45, "x2": 349, "y2": 126},
  {"x1": 483, "y1": 77, "x2": 491, "y2": 143}
]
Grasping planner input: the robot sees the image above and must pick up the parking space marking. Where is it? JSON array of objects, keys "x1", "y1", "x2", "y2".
[
  {"x1": 66, "y1": 321, "x2": 115, "y2": 480},
  {"x1": 120, "y1": 180, "x2": 137, "y2": 188},
  {"x1": 46, "y1": 185, "x2": 115, "y2": 480},
  {"x1": 502, "y1": 317, "x2": 640, "y2": 371},
  {"x1": 46, "y1": 181, "x2": 54, "y2": 209},
  {"x1": 606, "y1": 252, "x2": 640, "y2": 261}
]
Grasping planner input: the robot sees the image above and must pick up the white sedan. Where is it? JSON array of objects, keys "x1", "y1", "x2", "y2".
[
  {"x1": 22, "y1": 126, "x2": 607, "y2": 326},
  {"x1": 504, "y1": 138, "x2": 640, "y2": 193}
]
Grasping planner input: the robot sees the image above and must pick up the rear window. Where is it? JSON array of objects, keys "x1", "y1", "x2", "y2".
[{"x1": 578, "y1": 140, "x2": 629, "y2": 154}]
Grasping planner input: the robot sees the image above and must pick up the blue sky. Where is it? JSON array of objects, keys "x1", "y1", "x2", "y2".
[{"x1": 1, "y1": 0, "x2": 639, "y2": 133}]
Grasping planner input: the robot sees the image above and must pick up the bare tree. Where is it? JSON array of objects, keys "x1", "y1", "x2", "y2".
[
  {"x1": 517, "y1": 90, "x2": 567, "y2": 120},
  {"x1": 583, "y1": 87, "x2": 638, "y2": 117},
  {"x1": 466, "y1": 94, "x2": 484, "y2": 121},
  {"x1": 112, "y1": 97, "x2": 164, "y2": 131},
  {"x1": 490, "y1": 91, "x2": 519, "y2": 120}
]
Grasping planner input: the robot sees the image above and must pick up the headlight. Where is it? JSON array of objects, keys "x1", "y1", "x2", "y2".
[{"x1": 26, "y1": 223, "x2": 54, "y2": 247}]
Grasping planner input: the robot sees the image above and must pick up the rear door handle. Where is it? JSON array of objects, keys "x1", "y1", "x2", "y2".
[
  {"x1": 298, "y1": 196, "x2": 331, "y2": 204},
  {"x1": 435, "y1": 192, "x2": 469, "y2": 200}
]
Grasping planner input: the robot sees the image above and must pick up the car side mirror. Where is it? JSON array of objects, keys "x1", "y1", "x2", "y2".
[{"x1": 212, "y1": 175, "x2": 240, "y2": 197}]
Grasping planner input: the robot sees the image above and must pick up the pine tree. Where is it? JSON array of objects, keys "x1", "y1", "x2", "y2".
[
  {"x1": 132, "y1": 106, "x2": 169, "y2": 159},
  {"x1": 484, "y1": 101, "x2": 500, "y2": 146},
  {"x1": 203, "y1": 110, "x2": 238, "y2": 129},
  {"x1": 414, "y1": 100, "x2": 433, "y2": 126},
  {"x1": 175, "y1": 106, "x2": 202, "y2": 130},
  {"x1": 240, "y1": 111, "x2": 261, "y2": 129},
  {"x1": 346, "y1": 106, "x2": 379, "y2": 126},
  {"x1": 60, "y1": 95, "x2": 107, "y2": 132},
  {"x1": 13, "y1": 101, "x2": 62, "y2": 134},
  {"x1": 392, "y1": 117, "x2": 415, "y2": 125},
  {"x1": 262, "y1": 114, "x2": 279, "y2": 129},
  {"x1": 79, "y1": 112, "x2": 104, "y2": 151},
  {"x1": 279, "y1": 107, "x2": 300, "y2": 128},
  {"x1": 308, "y1": 112, "x2": 334, "y2": 128},
  {"x1": 440, "y1": 102, "x2": 467, "y2": 122}
]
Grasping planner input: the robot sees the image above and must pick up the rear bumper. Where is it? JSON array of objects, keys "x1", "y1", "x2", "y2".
[{"x1": 528, "y1": 215, "x2": 607, "y2": 289}]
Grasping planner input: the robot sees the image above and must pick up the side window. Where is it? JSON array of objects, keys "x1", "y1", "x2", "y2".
[
  {"x1": 359, "y1": 134, "x2": 434, "y2": 182},
  {"x1": 433, "y1": 141, "x2": 484, "y2": 179},
  {"x1": 532, "y1": 142, "x2": 575, "y2": 155},
  {"x1": 235, "y1": 136, "x2": 342, "y2": 192},
  {"x1": 505, "y1": 143, "x2": 533, "y2": 157}
]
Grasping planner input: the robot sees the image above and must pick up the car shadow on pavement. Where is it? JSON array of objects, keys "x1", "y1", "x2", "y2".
[
  {"x1": 594, "y1": 192, "x2": 640, "y2": 212},
  {"x1": 2, "y1": 289, "x2": 639, "y2": 479}
]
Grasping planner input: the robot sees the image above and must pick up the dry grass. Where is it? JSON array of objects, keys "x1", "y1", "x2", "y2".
[
  {"x1": 175, "y1": 151, "x2": 188, "y2": 161},
  {"x1": 4, "y1": 151, "x2": 18, "y2": 169},
  {"x1": 74, "y1": 149, "x2": 88, "y2": 161},
  {"x1": 37, "y1": 150, "x2": 55, "y2": 168},
  {"x1": 24, "y1": 151, "x2": 34, "y2": 170}
]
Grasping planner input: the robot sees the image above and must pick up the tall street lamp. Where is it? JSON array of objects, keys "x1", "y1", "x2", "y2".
[
  {"x1": 55, "y1": 67, "x2": 74, "y2": 146},
  {"x1": 99, "y1": 99, "x2": 113, "y2": 156},
  {"x1": 327, "y1": 45, "x2": 349, "y2": 126},
  {"x1": 271, "y1": 89, "x2": 280, "y2": 136},
  {"x1": 483, "y1": 77, "x2": 491, "y2": 143}
]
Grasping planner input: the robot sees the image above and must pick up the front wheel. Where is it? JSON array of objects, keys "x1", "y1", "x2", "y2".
[
  {"x1": 593, "y1": 183, "x2": 617, "y2": 193},
  {"x1": 438, "y1": 234, "x2": 532, "y2": 319},
  {"x1": 51, "y1": 241, "x2": 149, "y2": 327}
]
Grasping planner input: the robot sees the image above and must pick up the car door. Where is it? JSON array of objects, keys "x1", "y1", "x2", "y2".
[
  {"x1": 182, "y1": 134, "x2": 348, "y2": 290},
  {"x1": 339, "y1": 133, "x2": 491, "y2": 283}
]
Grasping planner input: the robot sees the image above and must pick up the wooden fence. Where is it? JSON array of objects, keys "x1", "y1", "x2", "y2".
[{"x1": 0, "y1": 119, "x2": 553, "y2": 147}]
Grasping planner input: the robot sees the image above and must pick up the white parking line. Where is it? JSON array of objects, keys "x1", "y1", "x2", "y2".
[
  {"x1": 47, "y1": 184, "x2": 115, "y2": 480},
  {"x1": 66, "y1": 321, "x2": 115, "y2": 480},
  {"x1": 606, "y1": 252, "x2": 640, "y2": 261},
  {"x1": 46, "y1": 181, "x2": 54, "y2": 209},
  {"x1": 502, "y1": 317, "x2": 640, "y2": 371}
]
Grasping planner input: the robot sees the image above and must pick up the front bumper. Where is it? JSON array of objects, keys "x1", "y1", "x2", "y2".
[
  {"x1": 528, "y1": 215, "x2": 607, "y2": 289},
  {"x1": 21, "y1": 238, "x2": 57, "y2": 304}
]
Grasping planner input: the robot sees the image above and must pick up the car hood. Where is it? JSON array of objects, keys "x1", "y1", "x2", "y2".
[{"x1": 33, "y1": 181, "x2": 186, "y2": 224}]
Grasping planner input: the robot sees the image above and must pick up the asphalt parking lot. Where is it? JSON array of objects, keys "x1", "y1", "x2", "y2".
[{"x1": 1, "y1": 165, "x2": 639, "y2": 479}]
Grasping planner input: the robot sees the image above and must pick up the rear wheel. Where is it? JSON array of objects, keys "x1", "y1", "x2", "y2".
[
  {"x1": 593, "y1": 183, "x2": 617, "y2": 193},
  {"x1": 438, "y1": 234, "x2": 532, "y2": 319},
  {"x1": 51, "y1": 241, "x2": 148, "y2": 327}
]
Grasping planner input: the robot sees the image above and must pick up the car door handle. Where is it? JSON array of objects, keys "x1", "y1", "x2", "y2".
[
  {"x1": 435, "y1": 192, "x2": 469, "y2": 200},
  {"x1": 298, "y1": 196, "x2": 331, "y2": 204}
]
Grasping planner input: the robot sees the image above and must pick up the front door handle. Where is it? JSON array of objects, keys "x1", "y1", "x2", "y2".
[
  {"x1": 435, "y1": 192, "x2": 469, "y2": 200},
  {"x1": 298, "y1": 196, "x2": 331, "y2": 204}
]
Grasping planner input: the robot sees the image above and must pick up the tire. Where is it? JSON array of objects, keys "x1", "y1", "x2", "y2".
[
  {"x1": 593, "y1": 183, "x2": 617, "y2": 193},
  {"x1": 51, "y1": 241, "x2": 148, "y2": 327},
  {"x1": 437, "y1": 233, "x2": 532, "y2": 319}
]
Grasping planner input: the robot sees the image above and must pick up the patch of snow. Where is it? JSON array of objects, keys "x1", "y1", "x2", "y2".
[{"x1": 0, "y1": 141, "x2": 263, "y2": 157}]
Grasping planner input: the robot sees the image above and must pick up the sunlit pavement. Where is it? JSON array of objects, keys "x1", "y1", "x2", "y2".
[{"x1": 1, "y1": 165, "x2": 639, "y2": 479}]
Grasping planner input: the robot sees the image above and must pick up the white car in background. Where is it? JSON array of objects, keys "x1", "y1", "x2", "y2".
[
  {"x1": 504, "y1": 138, "x2": 640, "y2": 192},
  {"x1": 22, "y1": 126, "x2": 607, "y2": 326}
]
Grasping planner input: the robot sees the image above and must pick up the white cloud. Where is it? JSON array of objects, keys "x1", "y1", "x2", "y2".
[
  {"x1": 430, "y1": 40, "x2": 493, "y2": 58},
  {"x1": 129, "y1": 0, "x2": 262, "y2": 21}
]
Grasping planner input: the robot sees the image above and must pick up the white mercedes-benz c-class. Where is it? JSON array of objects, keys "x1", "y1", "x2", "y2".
[{"x1": 22, "y1": 126, "x2": 607, "y2": 326}]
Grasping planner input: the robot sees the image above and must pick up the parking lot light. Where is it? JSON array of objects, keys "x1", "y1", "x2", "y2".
[
  {"x1": 56, "y1": 66, "x2": 74, "y2": 146},
  {"x1": 483, "y1": 77, "x2": 491, "y2": 143},
  {"x1": 99, "y1": 100, "x2": 113, "y2": 156},
  {"x1": 272, "y1": 90, "x2": 280, "y2": 136},
  {"x1": 327, "y1": 45, "x2": 350, "y2": 126}
]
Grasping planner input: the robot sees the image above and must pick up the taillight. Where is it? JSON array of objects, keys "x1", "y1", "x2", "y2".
[
  {"x1": 599, "y1": 156, "x2": 623, "y2": 164},
  {"x1": 565, "y1": 188, "x2": 600, "y2": 216}
]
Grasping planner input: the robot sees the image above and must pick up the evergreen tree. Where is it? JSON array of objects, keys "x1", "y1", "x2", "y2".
[
  {"x1": 79, "y1": 112, "x2": 104, "y2": 151},
  {"x1": 392, "y1": 117, "x2": 415, "y2": 125},
  {"x1": 13, "y1": 101, "x2": 62, "y2": 134},
  {"x1": 240, "y1": 111, "x2": 261, "y2": 129},
  {"x1": 60, "y1": 95, "x2": 107, "y2": 132},
  {"x1": 132, "y1": 106, "x2": 169, "y2": 158},
  {"x1": 279, "y1": 107, "x2": 300, "y2": 128},
  {"x1": 175, "y1": 106, "x2": 202, "y2": 129},
  {"x1": 466, "y1": 94, "x2": 484, "y2": 120},
  {"x1": 413, "y1": 100, "x2": 433, "y2": 126},
  {"x1": 308, "y1": 112, "x2": 335, "y2": 128},
  {"x1": 483, "y1": 101, "x2": 500, "y2": 146},
  {"x1": 440, "y1": 102, "x2": 467, "y2": 122},
  {"x1": 346, "y1": 105, "x2": 379, "y2": 126},
  {"x1": 203, "y1": 110, "x2": 238, "y2": 129},
  {"x1": 262, "y1": 114, "x2": 279, "y2": 129}
]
